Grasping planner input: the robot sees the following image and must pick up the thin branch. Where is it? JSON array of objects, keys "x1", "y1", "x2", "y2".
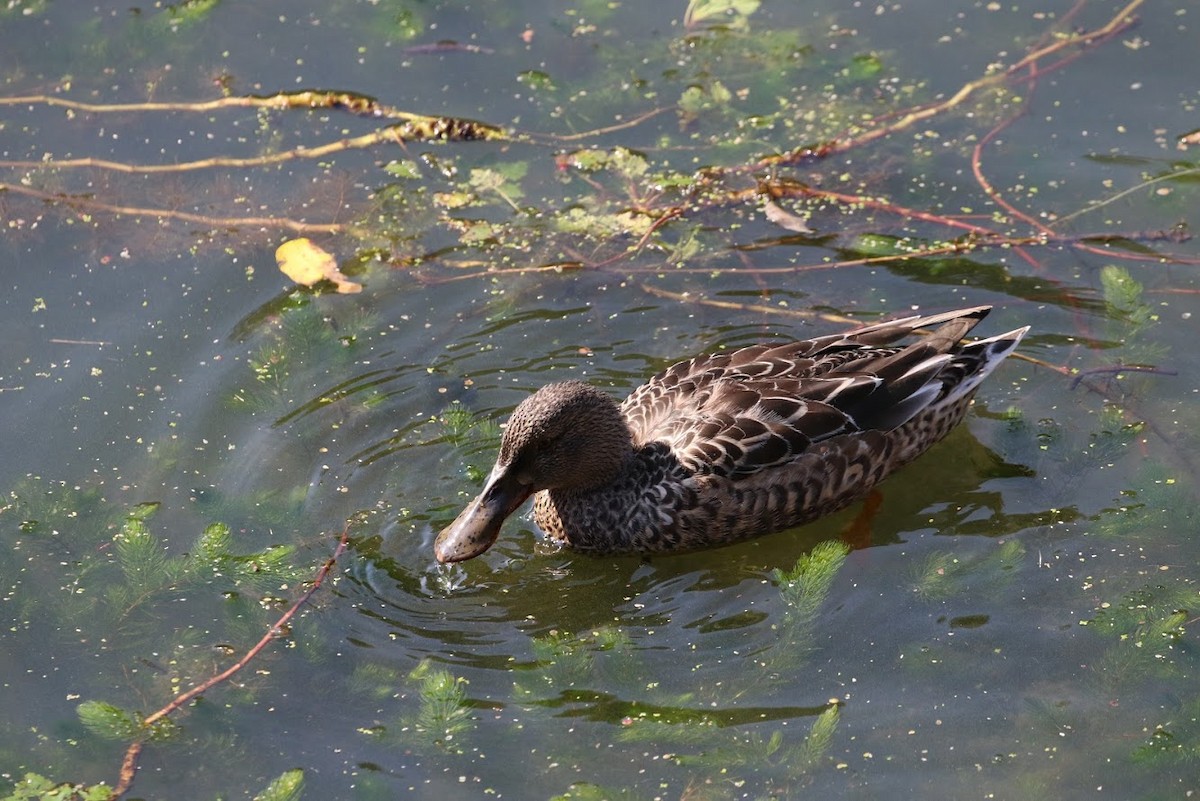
[
  {"x1": 0, "y1": 128, "x2": 406, "y2": 175},
  {"x1": 639, "y1": 282, "x2": 853, "y2": 324},
  {"x1": 0, "y1": 118, "x2": 512, "y2": 176},
  {"x1": 532, "y1": 106, "x2": 675, "y2": 142},
  {"x1": 1052, "y1": 166, "x2": 1200, "y2": 228},
  {"x1": 0, "y1": 90, "x2": 509, "y2": 136},
  {"x1": 0, "y1": 181, "x2": 347, "y2": 234},
  {"x1": 739, "y1": 0, "x2": 1144, "y2": 172},
  {"x1": 1069, "y1": 363, "x2": 1179, "y2": 390}
]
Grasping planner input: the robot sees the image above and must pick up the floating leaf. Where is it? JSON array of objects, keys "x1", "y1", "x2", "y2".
[
  {"x1": 252, "y1": 769, "x2": 305, "y2": 801},
  {"x1": 274, "y1": 238, "x2": 363, "y2": 294},
  {"x1": 433, "y1": 191, "x2": 474, "y2": 209},
  {"x1": 517, "y1": 69, "x2": 556, "y2": 92},
  {"x1": 559, "y1": 148, "x2": 611, "y2": 171},
  {"x1": 684, "y1": 0, "x2": 761, "y2": 29},
  {"x1": 166, "y1": 0, "x2": 220, "y2": 27},
  {"x1": 383, "y1": 159, "x2": 422, "y2": 179},
  {"x1": 550, "y1": 783, "x2": 634, "y2": 800},
  {"x1": 3, "y1": 773, "x2": 114, "y2": 801},
  {"x1": 846, "y1": 53, "x2": 884, "y2": 81},
  {"x1": 763, "y1": 198, "x2": 813, "y2": 233}
]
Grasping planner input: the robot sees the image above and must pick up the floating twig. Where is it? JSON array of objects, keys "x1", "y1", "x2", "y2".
[
  {"x1": 0, "y1": 89, "x2": 510, "y2": 135},
  {"x1": 1069, "y1": 363, "x2": 1179, "y2": 391},
  {"x1": 0, "y1": 181, "x2": 347, "y2": 234}
]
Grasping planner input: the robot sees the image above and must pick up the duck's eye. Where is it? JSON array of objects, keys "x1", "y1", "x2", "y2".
[{"x1": 507, "y1": 450, "x2": 538, "y2": 484}]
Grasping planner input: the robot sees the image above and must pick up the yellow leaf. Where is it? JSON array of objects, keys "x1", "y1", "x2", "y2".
[{"x1": 275, "y1": 238, "x2": 363, "y2": 294}]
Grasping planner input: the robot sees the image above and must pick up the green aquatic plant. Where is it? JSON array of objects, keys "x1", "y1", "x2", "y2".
[
  {"x1": 1100, "y1": 264, "x2": 1154, "y2": 331},
  {"x1": 550, "y1": 783, "x2": 641, "y2": 801},
  {"x1": 252, "y1": 768, "x2": 304, "y2": 801},
  {"x1": 740, "y1": 540, "x2": 853, "y2": 686},
  {"x1": 622, "y1": 704, "x2": 840, "y2": 782},
  {"x1": 438, "y1": 400, "x2": 502, "y2": 483},
  {"x1": 76, "y1": 700, "x2": 178, "y2": 743},
  {"x1": 468, "y1": 163, "x2": 529, "y2": 211},
  {"x1": 1083, "y1": 579, "x2": 1198, "y2": 700},
  {"x1": 4, "y1": 484, "x2": 305, "y2": 631},
  {"x1": 684, "y1": 0, "x2": 761, "y2": 31},
  {"x1": 233, "y1": 301, "x2": 376, "y2": 414},
  {"x1": 1093, "y1": 632, "x2": 1194, "y2": 749},
  {"x1": 522, "y1": 550, "x2": 848, "y2": 795},
  {"x1": 348, "y1": 662, "x2": 407, "y2": 702},
  {"x1": 340, "y1": 3, "x2": 911, "y2": 268},
  {"x1": 397, "y1": 661, "x2": 476, "y2": 753},
  {"x1": 773, "y1": 540, "x2": 850, "y2": 624},
  {"x1": 515, "y1": 626, "x2": 638, "y2": 702},
  {"x1": 0, "y1": 774, "x2": 113, "y2": 801},
  {"x1": 101, "y1": 515, "x2": 303, "y2": 621},
  {"x1": 1, "y1": 485, "x2": 321, "y2": 800},
  {"x1": 1130, "y1": 691, "x2": 1200, "y2": 766},
  {"x1": 438, "y1": 400, "x2": 502, "y2": 449},
  {"x1": 911, "y1": 538, "x2": 1025, "y2": 601},
  {"x1": 1094, "y1": 461, "x2": 1187, "y2": 540},
  {"x1": 1, "y1": 767, "x2": 304, "y2": 801},
  {"x1": 677, "y1": 80, "x2": 735, "y2": 126},
  {"x1": 163, "y1": 0, "x2": 220, "y2": 28},
  {"x1": 1093, "y1": 264, "x2": 1170, "y2": 374}
]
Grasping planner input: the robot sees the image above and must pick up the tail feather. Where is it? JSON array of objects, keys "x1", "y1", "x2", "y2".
[{"x1": 937, "y1": 325, "x2": 1029, "y2": 406}]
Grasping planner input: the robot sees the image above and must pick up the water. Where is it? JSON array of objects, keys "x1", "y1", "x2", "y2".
[{"x1": 2, "y1": 1, "x2": 1198, "y2": 799}]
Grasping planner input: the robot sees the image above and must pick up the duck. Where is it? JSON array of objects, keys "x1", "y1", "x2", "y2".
[{"x1": 434, "y1": 305, "x2": 1028, "y2": 563}]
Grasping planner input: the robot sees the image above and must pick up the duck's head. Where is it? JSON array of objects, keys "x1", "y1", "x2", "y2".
[{"x1": 434, "y1": 380, "x2": 633, "y2": 563}]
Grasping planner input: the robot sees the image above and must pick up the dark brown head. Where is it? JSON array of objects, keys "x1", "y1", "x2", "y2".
[{"x1": 434, "y1": 381, "x2": 634, "y2": 563}]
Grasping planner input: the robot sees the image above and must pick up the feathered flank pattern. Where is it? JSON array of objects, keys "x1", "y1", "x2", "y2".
[{"x1": 434, "y1": 306, "x2": 1029, "y2": 562}]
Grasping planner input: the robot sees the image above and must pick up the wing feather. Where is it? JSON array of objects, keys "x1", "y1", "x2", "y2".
[{"x1": 619, "y1": 307, "x2": 1022, "y2": 480}]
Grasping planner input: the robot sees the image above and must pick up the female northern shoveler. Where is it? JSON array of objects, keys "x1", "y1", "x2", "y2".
[{"x1": 435, "y1": 306, "x2": 1028, "y2": 563}]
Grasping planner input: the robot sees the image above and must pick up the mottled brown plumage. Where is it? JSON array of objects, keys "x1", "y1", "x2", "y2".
[{"x1": 434, "y1": 306, "x2": 1028, "y2": 563}]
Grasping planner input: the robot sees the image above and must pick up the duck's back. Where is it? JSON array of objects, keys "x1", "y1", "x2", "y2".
[{"x1": 607, "y1": 307, "x2": 1027, "y2": 548}]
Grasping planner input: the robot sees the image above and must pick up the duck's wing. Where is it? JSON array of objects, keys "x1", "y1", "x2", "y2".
[{"x1": 621, "y1": 306, "x2": 1026, "y2": 479}]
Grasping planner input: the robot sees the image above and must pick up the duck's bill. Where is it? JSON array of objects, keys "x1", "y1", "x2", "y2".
[{"x1": 434, "y1": 465, "x2": 533, "y2": 563}]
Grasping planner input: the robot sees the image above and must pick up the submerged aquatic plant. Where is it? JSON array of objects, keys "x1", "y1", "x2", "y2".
[
  {"x1": 397, "y1": 661, "x2": 476, "y2": 753},
  {"x1": 76, "y1": 700, "x2": 178, "y2": 743},
  {"x1": 773, "y1": 540, "x2": 850, "y2": 624},
  {"x1": 0, "y1": 773, "x2": 114, "y2": 801},
  {"x1": 1083, "y1": 579, "x2": 1200, "y2": 765},
  {"x1": 1085, "y1": 583, "x2": 1196, "y2": 683},
  {"x1": 515, "y1": 626, "x2": 638, "y2": 703},
  {"x1": 1130, "y1": 692, "x2": 1200, "y2": 767},
  {"x1": 1, "y1": 484, "x2": 326, "y2": 798},
  {"x1": 503, "y1": 548, "x2": 850, "y2": 796},
  {"x1": 911, "y1": 538, "x2": 1025, "y2": 601},
  {"x1": 616, "y1": 702, "x2": 841, "y2": 790},
  {"x1": 1100, "y1": 264, "x2": 1155, "y2": 331},
  {"x1": 251, "y1": 769, "x2": 305, "y2": 801}
]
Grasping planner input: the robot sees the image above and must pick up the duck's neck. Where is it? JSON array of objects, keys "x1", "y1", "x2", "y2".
[{"x1": 532, "y1": 443, "x2": 693, "y2": 554}]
